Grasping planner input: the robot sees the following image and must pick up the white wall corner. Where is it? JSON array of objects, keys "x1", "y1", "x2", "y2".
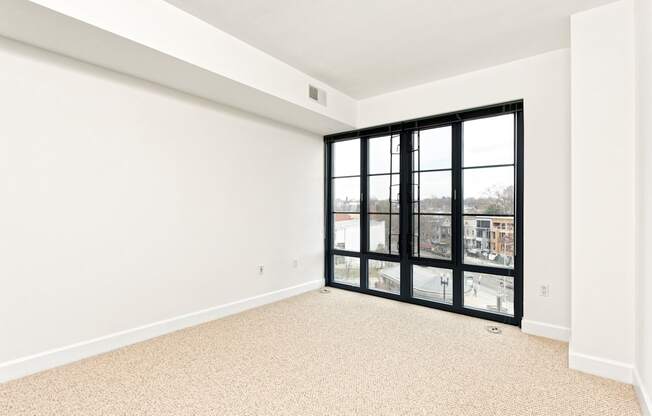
[
  {"x1": 635, "y1": 368, "x2": 652, "y2": 416},
  {"x1": 521, "y1": 319, "x2": 570, "y2": 342},
  {"x1": 0, "y1": 279, "x2": 323, "y2": 384},
  {"x1": 569, "y1": 350, "x2": 634, "y2": 384}
]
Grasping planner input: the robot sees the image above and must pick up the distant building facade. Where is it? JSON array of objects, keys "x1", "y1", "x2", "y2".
[
  {"x1": 334, "y1": 214, "x2": 386, "y2": 251},
  {"x1": 334, "y1": 213, "x2": 514, "y2": 268},
  {"x1": 464, "y1": 217, "x2": 514, "y2": 267}
]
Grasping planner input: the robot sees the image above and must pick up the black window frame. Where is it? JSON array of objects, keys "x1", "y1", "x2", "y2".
[{"x1": 324, "y1": 100, "x2": 524, "y2": 326}]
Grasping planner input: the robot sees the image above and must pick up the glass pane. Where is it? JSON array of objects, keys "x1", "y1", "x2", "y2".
[
  {"x1": 333, "y1": 255, "x2": 360, "y2": 287},
  {"x1": 414, "y1": 171, "x2": 451, "y2": 214},
  {"x1": 463, "y1": 114, "x2": 514, "y2": 167},
  {"x1": 332, "y1": 177, "x2": 360, "y2": 212},
  {"x1": 368, "y1": 259, "x2": 400, "y2": 295},
  {"x1": 369, "y1": 214, "x2": 399, "y2": 254},
  {"x1": 368, "y1": 174, "x2": 400, "y2": 213},
  {"x1": 464, "y1": 272, "x2": 514, "y2": 316},
  {"x1": 333, "y1": 139, "x2": 360, "y2": 177},
  {"x1": 369, "y1": 135, "x2": 400, "y2": 174},
  {"x1": 413, "y1": 126, "x2": 451, "y2": 171},
  {"x1": 463, "y1": 216, "x2": 515, "y2": 268},
  {"x1": 413, "y1": 215, "x2": 451, "y2": 260},
  {"x1": 463, "y1": 166, "x2": 514, "y2": 215},
  {"x1": 333, "y1": 214, "x2": 360, "y2": 251},
  {"x1": 413, "y1": 266, "x2": 453, "y2": 305}
]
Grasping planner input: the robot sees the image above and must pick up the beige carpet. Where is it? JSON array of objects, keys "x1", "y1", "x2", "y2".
[{"x1": 0, "y1": 288, "x2": 641, "y2": 415}]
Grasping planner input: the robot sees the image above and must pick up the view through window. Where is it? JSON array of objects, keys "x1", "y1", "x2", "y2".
[{"x1": 326, "y1": 102, "x2": 522, "y2": 324}]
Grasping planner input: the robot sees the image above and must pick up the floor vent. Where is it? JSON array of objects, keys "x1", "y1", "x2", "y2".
[{"x1": 486, "y1": 325, "x2": 502, "y2": 334}]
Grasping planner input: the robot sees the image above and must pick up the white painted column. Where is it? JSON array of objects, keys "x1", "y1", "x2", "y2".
[
  {"x1": 634, "y1": 0, "x2": 652, "y2": 412},
  {"x1": 569, "y1": 0, "x2": 636, "y2": 383}
]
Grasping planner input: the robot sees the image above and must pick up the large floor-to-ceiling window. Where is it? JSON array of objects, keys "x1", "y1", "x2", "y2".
[{"x1": 325, "y1": 101, "x2": 523, "y2": 325}]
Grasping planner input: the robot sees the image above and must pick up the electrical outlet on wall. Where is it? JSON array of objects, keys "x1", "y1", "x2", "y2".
[
  {"x1": 258, "y1": 265, "x2": 264, "y2": 275},
  {"x1": 539, "y1": 284, "x2": 550, "y2": 297}
]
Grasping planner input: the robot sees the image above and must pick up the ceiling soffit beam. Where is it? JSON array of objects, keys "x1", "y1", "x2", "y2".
[{"x1": 0, "y1": 0, "x2": 357, "y2": 134}]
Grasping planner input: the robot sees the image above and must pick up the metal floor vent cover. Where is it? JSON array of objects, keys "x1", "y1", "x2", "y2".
[{"x1": 486, "y1": 325, "x2": 502, "y2": 334}]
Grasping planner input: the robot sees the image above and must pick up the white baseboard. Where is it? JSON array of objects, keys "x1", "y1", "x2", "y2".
[
  {"x1": 568, "y1": 350, "x2": 633, "y2": 384},
  {"x1": 521, "y1": 319, "x2": 570, "y2": 342},
  {"x1": 0, "y1": 279, "x2": 323, "y2": 384},
  {"x1": 634, "y1": 368, "x2": 652, "y2": 416}
]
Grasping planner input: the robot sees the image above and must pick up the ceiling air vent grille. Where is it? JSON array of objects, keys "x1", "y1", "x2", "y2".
[{"x1": 308, "y1": 84, "x2": 327, "y2": 106}]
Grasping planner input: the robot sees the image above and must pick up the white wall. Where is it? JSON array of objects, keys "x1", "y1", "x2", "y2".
[
  {"x1": 359, "y1": 49, "x2": 572, "y2": 340},
  {"x1": 0, "y1": 36, "x2": 324, "y2": 376},
  {"x1": 635, "y1": 0, "x2": 652, "y2": 411},
  {"x1": 569, "y1": 0, "x2": 636, "y2": 383}
]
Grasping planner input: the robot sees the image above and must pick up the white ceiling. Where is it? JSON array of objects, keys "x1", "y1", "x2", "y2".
[{"x1": 164, "y1": 0, "x2": 615, "y2": 99}]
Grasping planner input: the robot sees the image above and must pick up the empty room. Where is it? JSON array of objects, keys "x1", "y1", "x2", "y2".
[{"x1": 0, "y1": 0, "x2": 651, "y2": 415}]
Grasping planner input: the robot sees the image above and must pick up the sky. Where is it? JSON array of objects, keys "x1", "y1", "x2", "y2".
[{"x1": 332, "y1": 114, "x2": 515, "y2": 204}]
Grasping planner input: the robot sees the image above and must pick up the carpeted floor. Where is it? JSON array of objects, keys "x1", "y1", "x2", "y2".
[{"x1": 0, "y1": 288, "x2": 641, "y2": 415}]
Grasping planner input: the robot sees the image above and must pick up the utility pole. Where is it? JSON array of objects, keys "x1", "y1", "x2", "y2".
[
  {"x1": 441, "y1": 274, "x2": 449, "y2": 302},
  {"x1": 497, "y1": 280, "x2": 504, "y2": 313}
]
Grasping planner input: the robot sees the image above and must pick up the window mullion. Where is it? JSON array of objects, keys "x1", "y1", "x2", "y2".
[
  {"x1": 399, "y1": 131, "x2": 411, "y2": 300},
  {"x1": 452, "y1": 122, "x2": 463, "y2": 309},
  {"x1": 360, "y1": 137, "x2": 369, "y2": 290},
  {"x1": 325, "y1": 142, "x2": 332, "y2": 285},
  {"x1": 515, "y1": 110, "x2": 524, "y2": 321}
]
